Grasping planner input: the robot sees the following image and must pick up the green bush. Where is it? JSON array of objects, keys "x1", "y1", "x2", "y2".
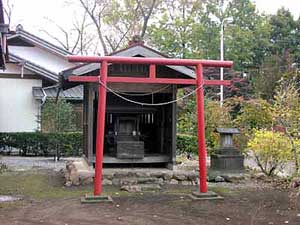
[
  {"x1": 177, "y1": 134, "x2": 198, "y2": 155},
  {"x1": 234, "y1": 98, "x2": 273, "y2": 151},
  {"x1": 177, "y1": 97, "x2": 232, "y2": 152},
  {"x1": 0, "y1": 132, "x2": 83, "y2": 157},
  {"x1": 41, "y1": 99, "x2": 77, "y2": 132}
]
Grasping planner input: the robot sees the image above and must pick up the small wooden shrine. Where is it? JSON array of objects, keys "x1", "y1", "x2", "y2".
[
  {"x1": 62, "y1": 39, "x2": 197, "y2": 168},
  {"x1": 62, "y1": 37, "x2": 232, "y2": 197}
]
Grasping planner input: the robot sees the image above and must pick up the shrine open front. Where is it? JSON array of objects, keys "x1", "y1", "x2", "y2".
[
  {"x1": 82, "y1": 62, "x2": 183, "y2": 167},
  {"x1": 90, "y1": 86, "x2": 177, "y2": 166},
  {"x1": 62, "y1": 40, "x2": 199, "y2": 167}
]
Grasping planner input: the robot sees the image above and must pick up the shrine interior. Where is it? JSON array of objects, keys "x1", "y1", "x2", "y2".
[{"x1": 92, "y1": 91, "x2": 175, "y2": 166}]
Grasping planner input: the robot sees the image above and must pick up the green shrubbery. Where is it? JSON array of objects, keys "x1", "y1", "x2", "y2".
[
  {"x1": 177, "y1": 97, "x2": 232, "y2": 153},
  {"x1": 248, "y1": 130, "x2": 292, "y2": 176},
  {"x1": 41, "y1": 99, "x2": 77, "y2": 132},
  {"x1": 0, "y1": 132, "x2": 83, "y2": 157},
  {"x1": 176, "y1": 134, "x2": 198, "y2": 155}
]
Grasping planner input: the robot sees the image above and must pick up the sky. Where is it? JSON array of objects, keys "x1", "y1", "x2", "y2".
[
  {"x1": 3, "y1": 0, "x2": 300, "y2": 49},
  {"x1": 254, "y1": 0, "x2": 300, "y2": 17}
]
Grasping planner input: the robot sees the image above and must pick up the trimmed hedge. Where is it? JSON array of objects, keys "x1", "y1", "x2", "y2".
[
  {"x1": 0, "y1": 132, "x2": 83, "y2": 157},
  {"x1": 176, "y1": 133, "x2": 198, "y2": 154},
  {"x1": 1, "y1": 132, "x2": 203, "y2": 157}
]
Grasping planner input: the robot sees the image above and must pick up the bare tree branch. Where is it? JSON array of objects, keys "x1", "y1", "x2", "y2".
[
  {"x1": 79, "y1": 0, "x2": 108, "y2": 55},
  {"x1": 3, "y1": 0, "x2": 13, "y2": 25}
]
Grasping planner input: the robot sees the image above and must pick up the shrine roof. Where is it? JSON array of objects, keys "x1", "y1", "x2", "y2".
[{"x1": 61, "y1": 43, "x2": 196, "y2": 80}]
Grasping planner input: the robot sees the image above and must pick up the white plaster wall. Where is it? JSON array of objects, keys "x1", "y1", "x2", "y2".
[{"x1": 0, "y1": 78, "x2": 42, "y2": 132}]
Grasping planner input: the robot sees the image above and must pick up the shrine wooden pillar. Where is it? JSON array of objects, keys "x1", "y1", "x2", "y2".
[
  {"x1": 195, "y1": 63, "x2": 207, "y2": 193},
  {"x1": 94, "y1": 61, "x2": 108, "y2": 196}
]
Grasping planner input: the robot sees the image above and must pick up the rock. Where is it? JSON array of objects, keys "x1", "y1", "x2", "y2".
[
  {"x1": 222, "y1": 174, "x2": 244, "y2": 183},
  {"x1": 79, "y1": 171, "x2": 94, "y2": 185},
  {"x1": 137, "y1": 177, "x2": 157, "y2": 184},
  {"x1": 207, "y1": 175, "x2": 216, "y2": 182},
  {"x1": 80, "y1": 176, "x2": 93, "y2": 185},
  {"x1": 136, "y1": 172, "x2": 147, "y2": 177},
  {"x1": 103, "y1": 173, "x2": 113, "y2": 180},
  {"x1": 170, "y1": 179, "x2": 179, "y2": 185},
  {"x1": 149, "y1": 171, "x2": 164, "y2": 178},
  {"x1": 59, "y1": 168, "x2": 65, "y2": 176},
  {"x1": 65, "y1": 181, "x2": 72, "y2": 187},
  {"x1": 120, "y1": 185, "x2": 142, "y2": 192},
  {"x1": 64, "y1": 158, "x2": 95, "y2": 186},
  {"x1": 140, "y1": 184, "x2": 161, "y2": 191},
  {"x1": 192, "y1": 179, "x2": 199, "y2": 185},
  {"x1": 187, "y1": 172, "x2": 198, "y2": 181},
  {"x1": 291, "y1": 177, "x2": 300, "y2": 188},
  {"x1": 114, "y1": 171, "x2": 130, "y2": 178},
  {"x1": 120, "y1": 178, "x2": 138, "y2": 185},
  {"x1": 252, "y1": 173, "x2": 266, "y2": 180},
  {"x1": 68, "y1": 164, "x2": 80, "y2": 185},
  {"x1": 162, "y1": 172, "x2": 172, "y2": 181},
  {"x1": 157, "y1": 178, "x2": 164, "y2": 185},
  {"x1": 180, "y1": 181, "x2": 191, "y2": 185},
  {"x1": 112, "y1": 178, "x2": 120, "y2": 186},
  {"x1": 102, "y1": 179, "x2": 113, "y2": 185},
  {"x1": 173, "y1": 172, "x2": 187, "y2": 181},
  {"x1": 0, "y1": 195, "x2": 22, "y2": 202},
  {"x1": 127, "y1": 171, "x2": 136, "y2": 177},
  {"x1": 214, "y1": 176, "x2": 225, "y2": 182}
]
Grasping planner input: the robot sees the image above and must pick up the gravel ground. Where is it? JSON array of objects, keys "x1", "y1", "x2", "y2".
[
  {"x1": 0, "y1": 154, "x2": 295, "y2": 177},
  {"x1": 0, "y1": 156, "x2": 80, "y2": 172}
]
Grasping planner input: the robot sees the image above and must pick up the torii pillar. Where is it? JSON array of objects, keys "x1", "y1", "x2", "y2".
[{"x1": 66, "y1": 56, "x2": 232, "y2": 202}]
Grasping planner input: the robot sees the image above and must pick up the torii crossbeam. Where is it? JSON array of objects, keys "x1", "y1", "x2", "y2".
[{"x1": 67, "y1": 55, "x2": 233, "y2": 197}]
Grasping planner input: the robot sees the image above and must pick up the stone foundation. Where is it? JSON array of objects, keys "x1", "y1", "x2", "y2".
[
  {"x1": 63, "y1": 158, "x2": 245, "y2": 190},
  {"x1": 62, "y1": 158, "x2": 199, "y2": 188},
  {"x1": 102, "y1": 169, "x2": 199, "y2": 188}
]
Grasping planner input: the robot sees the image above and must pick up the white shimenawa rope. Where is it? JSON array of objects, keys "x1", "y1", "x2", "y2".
[{"x1": 98, "y1": 79, "x2": 203, "y2": 106}]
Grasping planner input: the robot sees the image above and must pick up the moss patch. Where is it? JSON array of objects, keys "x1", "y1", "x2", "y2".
[
  {"x1": 0, "y1": 170, "x2": 91, "y2": 200},
  {"x1": 0, "y1": 170, "x2": 139, "y2": 202}
]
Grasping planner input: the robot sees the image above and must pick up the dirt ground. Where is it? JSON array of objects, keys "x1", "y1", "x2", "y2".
[{"x1": 1, "y1": 170, "x2": 300, "y2": 225}]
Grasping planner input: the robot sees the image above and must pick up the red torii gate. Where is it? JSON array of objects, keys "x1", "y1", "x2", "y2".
[{"x1": 67, "y1": 55, "x2": 233, "y2": 196}]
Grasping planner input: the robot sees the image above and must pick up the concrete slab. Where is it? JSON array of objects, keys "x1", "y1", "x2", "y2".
[
  {"x1": 188, "y1": 191, "x2": 224, "y2": 200},
  {"x1": 80, "y1": 194, "x2": 113, "y2": 204}
]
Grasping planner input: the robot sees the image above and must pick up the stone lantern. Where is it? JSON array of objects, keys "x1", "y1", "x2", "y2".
[{"x1": 210, "y1": 128, "x2": 244, "y2": 171}]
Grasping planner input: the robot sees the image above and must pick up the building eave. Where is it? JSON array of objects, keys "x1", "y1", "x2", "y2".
[
  {"x1": 9, "y1": 53, "x2": 58, "y2": 82},
  {"x1": 33, "y1": 85, "x2": 83, "y2": 100},
  {"x1": 7, "y1": 27, "x2": 72, "y2": 57}
]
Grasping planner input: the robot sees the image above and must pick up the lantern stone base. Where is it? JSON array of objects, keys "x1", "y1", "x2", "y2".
[
  {"x1": 211, "y1": 147, "x2": 244, "y2": 171},
  {"x1": 81, "y1": 194, "x2": 113, "y2": 204},
  {"x1": 189, "y1": 191, "x2": 223, "y2": 200}
]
